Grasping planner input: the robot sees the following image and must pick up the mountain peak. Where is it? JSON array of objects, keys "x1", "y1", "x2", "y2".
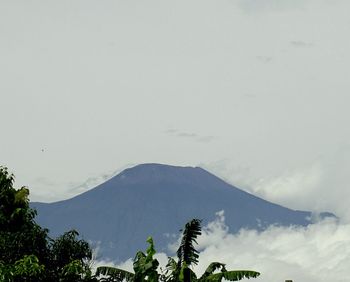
[{"x1": 112, "y1": 163, "x2": 209, "y2": 185}]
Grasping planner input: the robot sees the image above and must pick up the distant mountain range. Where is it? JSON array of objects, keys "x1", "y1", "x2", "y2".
[{"x1": 31, "y1": 163, "x2": 334, "y2": 262}]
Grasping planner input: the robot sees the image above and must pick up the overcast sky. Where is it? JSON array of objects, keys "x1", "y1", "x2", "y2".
[
  {"x1": 2, "y1": 1, "x2": 350, "y2": 280},
  {"x1": 2, "y1": 0, "x2": 350, "y2": 219}
]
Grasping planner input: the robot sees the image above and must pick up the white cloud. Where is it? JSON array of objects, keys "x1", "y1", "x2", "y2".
[
  {"x1": 203, "y1": 146, "x2": 350, "y2": 224},
  {"x1": 29, "y1": 166, "x2": 128, "y2": 202},
  {"x1": 194, "y1": 213, "x2": 350, "y2": 282},
  {"x1": 100, "y1": 213, "x2": 350, "y2": 282}
]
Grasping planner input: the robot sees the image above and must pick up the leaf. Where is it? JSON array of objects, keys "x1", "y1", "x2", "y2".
[
  {"x1": 146, "y1": 236, "x2": 156, "y2": 259},
  {"x1": 96, "y1": 266, "x2": 135, "y2": 282},
  {"x1": 200, "y1": 262, "x2": 226, "y2": 280},
  {"x1": 202, "y1": 270, "x2": 260, "y2": 282},
  {"x1": 161, "y1": 257, "x2": 179, "y2": 282},
  {"x1": 14, "y1": 187, "x2": 29, "y2": 205},
  {"x1": 177, "y1": 219, "x2": 202, "y2": 267}
]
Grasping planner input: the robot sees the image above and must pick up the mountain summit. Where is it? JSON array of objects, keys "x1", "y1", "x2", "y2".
[{"x1": 31, "y1": 163, "x2": 331, "y2": 261}]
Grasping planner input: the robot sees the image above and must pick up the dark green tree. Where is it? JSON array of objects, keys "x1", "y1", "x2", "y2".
[
  {"x1": 49, "y1": 230, "x2": 95, "y2": 281},
  {"x1": 0, "y1": 166, "x2": 95, "y2": 282},
  {"x1": 0, "y1": 166, "x2": 50, "y2": 267}
]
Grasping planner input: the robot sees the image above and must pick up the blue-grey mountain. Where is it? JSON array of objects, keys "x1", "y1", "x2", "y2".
[{"x1": 31, "y1": 164, "x2": 332, "y2": 262}]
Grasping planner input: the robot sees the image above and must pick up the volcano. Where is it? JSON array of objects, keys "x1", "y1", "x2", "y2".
[{"x1": 31, "y1": 163, "x2": 332, "y2": 261}]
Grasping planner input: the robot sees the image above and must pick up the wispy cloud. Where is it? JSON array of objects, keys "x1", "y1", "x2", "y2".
[
  {"x1": 177, "y1": 132, "x2": 197, "y2": 138},
  {"x1": 290, "y1": 40, "x2": 314, "y2": 47},
  {"x1": 256, "y1": 56, "x2": 273, "y2": 63},
  {"x1": 237, "y1": 0, "x2": 307, "y2": 13},
  {"x1": 30, "y1": 167, "x2": 128, "y2": 203},
  {"x1": 196, "y1": 136, "x2": 215, "y2": 143},
  {"x1": 164, "y1": 129, "x2": 215, "y2": 143},
  {"x1": 164, "y1": 129, "x2": 178, "y2": 134}
]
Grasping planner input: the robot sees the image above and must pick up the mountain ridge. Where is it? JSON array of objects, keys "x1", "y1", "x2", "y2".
[{"x1": 31, "y1": 163, "x2": 333, "y2": 262}]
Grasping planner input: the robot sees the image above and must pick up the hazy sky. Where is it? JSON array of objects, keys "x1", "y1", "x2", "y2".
[
  {"x1": 2, "y1": 0, "x2": 350, "y2": 221},
  {"x1": 2, "y1": 1, "x2": 350, "y2": 281}
]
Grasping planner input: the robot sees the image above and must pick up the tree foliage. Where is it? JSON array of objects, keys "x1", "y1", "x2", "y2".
[
  {"x1": 163, "y1": 218, "x2": 260, "y2": 282},
  {"x1": 0, "y1": 166, "x2": 95, "y2": 282},
  {"x1": 96, "y1": 237, "x2": 159, "y2": 282},
  {"x1": 97, "y1": 219, "x2": 260, "y2": 282},
  {"x1": 0, "y1": 166, "x2": 50, "y2": 266},
  {"x1": 177, "y1": 219, "x2": 201, "y2": 268}
]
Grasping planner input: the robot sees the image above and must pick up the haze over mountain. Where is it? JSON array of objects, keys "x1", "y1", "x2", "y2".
[{"x1": 31, "y1": 164, "x2": 333, "y2": 262}]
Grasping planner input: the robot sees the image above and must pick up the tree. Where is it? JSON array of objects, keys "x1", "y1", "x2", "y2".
[
  {"x1": 11, "y1": 254, "x2": 45, "y2": 282},
  {"x1": 49, "y1": 230, "x2": 95, "y2": 281},
  {"x1": 0, "y1": 166, "x2": 50, "y2": 266},
  {"x1": 0, "y1": 166, "x2": 95, "y2": 282},
  {"x1": 96, "y1": 219, "x2": 260, "y2": 282}
]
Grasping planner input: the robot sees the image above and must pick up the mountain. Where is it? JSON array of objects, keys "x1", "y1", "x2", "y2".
[{"x1": 31, "y1": 163, "x2": 333, "y2": 262}]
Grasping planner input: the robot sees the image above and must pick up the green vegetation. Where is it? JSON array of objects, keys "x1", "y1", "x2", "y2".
[
  {"x1": 0, "y1": 166, "x2": 260, "y2": 281},
  {"x1": 0, "y1": 166, "x2": 95, "y2": 282},
  {"x1": 96, "y1": 219, "x2": 260, "y2": 282}
]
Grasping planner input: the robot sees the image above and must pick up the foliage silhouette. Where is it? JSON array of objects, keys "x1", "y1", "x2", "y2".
[
  {"x1": 97, "y1": 219, "x2": 260, "y2": 282},
  {"x1": 1, "y1": 165, "x2": 261, "y2": 282},
  {"x1": 0, "y1": 166, "x2": 95, "y2": 282}
]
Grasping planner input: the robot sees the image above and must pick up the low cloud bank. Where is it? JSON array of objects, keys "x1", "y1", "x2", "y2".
[
  {"x1": 194, "y1": 212, "x2": 349, "y2": 282},
  {"x1": 204, "y1": 149, "x2": 350, "y2": 224},
  {"x1": 97, "y1": 212, "x2": 350, "y2": 282}
]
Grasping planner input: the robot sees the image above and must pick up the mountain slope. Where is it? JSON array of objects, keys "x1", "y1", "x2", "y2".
[{"x1": 31, "y1": 163, "x2": 330, "y2": 262}]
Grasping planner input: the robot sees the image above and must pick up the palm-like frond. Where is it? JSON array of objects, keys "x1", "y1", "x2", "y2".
[
  {"x1": 177, "y1": 219, "x2": 202, "y2": 267},
  {"x1": 199, "y1": 262, "x2": 226, "y2": 280},
  {"x1": 162, "y1": 257, "x2": 179, "y2": 282},
  {"x1": 165, "y1": 257, "x2": 178, "y2": 272},
  {"x1": 96, "y1": 219, "x2": 260, "y2": 282},
  {"x1": 96, "y1": 238, "x2": 160, "y2": 282},
  {"x1": 95, "y1": 266, "x2": 134, "y2": 282},
  {"x1": 201, "y1": 270, "x2": 260, "y2": 282}
]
